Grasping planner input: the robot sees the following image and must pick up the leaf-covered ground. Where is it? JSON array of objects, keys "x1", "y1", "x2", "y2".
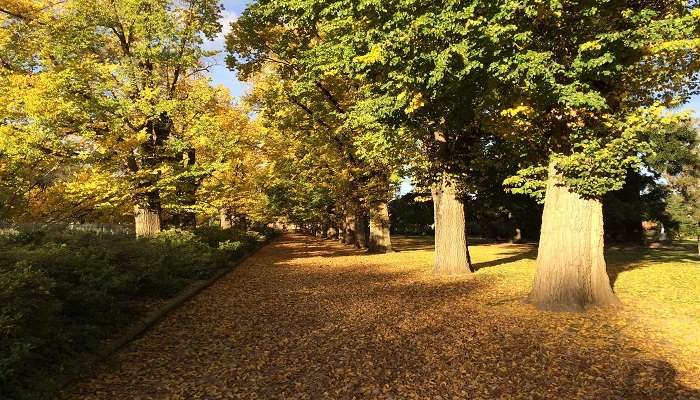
[{"x1": 62, "y1": 234, "x2": 700, "y2": 399}]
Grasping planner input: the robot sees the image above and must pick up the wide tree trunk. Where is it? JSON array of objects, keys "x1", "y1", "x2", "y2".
[
  {"x1": 529, "y1": 163, "x2": 621, "y2": 311},
  {"x1": 432, "y1": 175, "x2": 469, "y2": 274},
  {"x1": 354, "y1": 214, "x2": 369, "y2": 249},
  {"x1": 344, "y1": 213, "x2": 356, "y2": 245},
  {"x1": 220, "y1": 208, "x2": 232, "y2": 230},
  {"x1": 368, "y1": 200, "x2": 392, "y2": 253},
  {"x1": 134, "y1": 205, "x2": 161, "y2": 237}
]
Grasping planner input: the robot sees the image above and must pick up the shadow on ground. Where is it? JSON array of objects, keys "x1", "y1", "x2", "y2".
[{"x1": 62, "y1": 234, "x2": 700, "y2": 400}]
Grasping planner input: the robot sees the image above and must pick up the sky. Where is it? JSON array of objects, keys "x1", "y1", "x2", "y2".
[{"x1": 205, "y1": 0, "x2": 251, "y2": 98}]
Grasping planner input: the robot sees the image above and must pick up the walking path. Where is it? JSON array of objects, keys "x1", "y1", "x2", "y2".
[{"x1": 62, "y1": 234, "x2": 699, "y2": 399}]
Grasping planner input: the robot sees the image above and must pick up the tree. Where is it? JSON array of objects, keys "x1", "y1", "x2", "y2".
[
  {"x1": 1, "y1": 0, "x2": 224, "y2": 236},
  {"x1": 498, "y1": 2, "x2": 700, "y2": 310},
  {"x1": 226, "y1": 0, "x2": 508, "y2": 271},
  {"x1": 226, "y1": 16, "x2": 404, "y2": 251},
  {"x1": 663, "y1": 122, "x2": 700, "y2": 252}
]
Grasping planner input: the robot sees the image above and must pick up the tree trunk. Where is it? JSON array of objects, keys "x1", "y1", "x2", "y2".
[
  {"x1": 529, "y1": 163, "x2": 621, "y2": 311},
  {"x1": 220, "y1": 208, "x2": 232, "y2": 230},
  {"x1": 369, "y1": 200, "x2": 392, "y2": 253},
  {"x1": 133, "y1": 113, "x2": 170, "y2": 238},
  {"x1": 344, "y1": 213, "x2": 356, "y2": 245},
  {"x1": 511, "y1": 227, "x2": 522, "y2": 243},
  {"x1": 134, "y1": 205, "x2": 161, "y2": 237},
  {"x1": 432, "y1": 175, "x2": 469, "y2": 274},
  {"x1": 354, "y1": 214, "x2": 369, "y2": 249},
  {"x1": 327, "y1": 226, "x2": 338, "y2": 239}
]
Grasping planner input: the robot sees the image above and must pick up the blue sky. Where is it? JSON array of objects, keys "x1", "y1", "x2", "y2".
[
  {"x1": 205, "y1": 0, "x2": 251, "y2": 99},
  {"x1": 210, "y1": 0, "x2": 700, "y2": 113}
]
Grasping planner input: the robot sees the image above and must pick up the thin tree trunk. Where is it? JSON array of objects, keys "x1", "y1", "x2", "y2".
[
  {"x1": 432, "y1": 175, "x2": 469, "y2": 274},
  {"x1": 512, "y1": 227, "x2": 522, "y2": 243},
  {"x1": 369, "y1": 200, "x2": 392, "y2": 253},
  {"x1": 238, "y1": 215, "x2": 248, "y2": 231},
  {"x1": 134, "y1": 205, "x2": 161, "y2": 237},
  {"x1": 529, "y1": 162, "x2": 621, "y2": 311}
]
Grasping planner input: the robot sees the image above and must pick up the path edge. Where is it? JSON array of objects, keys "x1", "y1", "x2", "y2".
[
  {"x1": 55, "y1": 235, "x2": 278, "y2": 397},
  {"x1": 99, "y1": 235, "x2": 277, "y2": 357}
]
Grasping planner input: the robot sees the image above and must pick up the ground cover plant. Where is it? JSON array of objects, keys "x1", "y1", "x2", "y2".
[{"x1": 0, "y1": 226, "x2": 274, "y2": 399}]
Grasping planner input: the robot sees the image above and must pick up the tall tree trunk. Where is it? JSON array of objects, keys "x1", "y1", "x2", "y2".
[
  {"x1": 529, "y1": 163, "x2": 621, "y2": 311},
  {"x1": 220, "y1": 208, "x2": 232, "y2": 230},
  {"x1": 354, "y1": 214, "x2": 369, "y2": 249},
  {"x1": 179, "y1": 148, "x2": 199, "y2": 230},
  {"x1": 432, "y1": 175, "x2": 469, "y2": 274},
  {"x1": 369, "y1": 200, "x2": 392, "y2": 253},
  {"x1": 344, "y1": 213, "x2": 356, "y2": 245},
  {"x1": 132, "y1": 113, "x2": 170, "y2": 237}
]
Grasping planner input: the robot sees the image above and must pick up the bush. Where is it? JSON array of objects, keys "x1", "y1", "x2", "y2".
[
  {"x1": 218, "y1": 240, "x2": 244, "y2": 258},
  {"x1": 0, "y1": 263, "x2": 60, "y2": 385},
  {"x1": 0, "y1": 225, "x2": 275, "y2": 399}
]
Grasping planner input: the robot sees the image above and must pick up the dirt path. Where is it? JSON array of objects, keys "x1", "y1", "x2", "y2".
[{"x1": 63, "y1": 234, "x2": 699, "y2": 399}]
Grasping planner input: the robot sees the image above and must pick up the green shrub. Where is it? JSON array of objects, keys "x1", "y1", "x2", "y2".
[
  {"x1": 0, "y1": 262, "x2": 61, "y2": 392},
  {"x1": 0, "y1": 226, "x2": 274, "y2": 399},
  {"x1": 194, "y1": 226, "x2": 236, "y2": 248},
  {"x1": 218, "y1": 240, "x2": 244, "y2": 258}
]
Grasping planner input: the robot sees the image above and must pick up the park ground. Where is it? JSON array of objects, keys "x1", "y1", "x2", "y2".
[{"x1": 62, "y1": 234, "x2": 700, "y2": 399}]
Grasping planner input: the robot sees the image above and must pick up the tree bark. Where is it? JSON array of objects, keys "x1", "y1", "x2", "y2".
[
  {"x1": 432, "y1": 175, "x2": 469, "y2": 274},
  {"x1": 344, "y1": 213, "x2": 356, "y2": 245},
  {"x1": 327, "y1": 226, "x2": 338, "y2": 239},
  {"x1": 238, "y1": 214, "x2": 248, "y2": 231},
  {"x1": 220, "y1": 208, "x2": 232, "y2": 230},
  {"x1": 512, "y1": 227, "x2": 522, "y2": 243},
  {"x1": 368, "y1": 200, "x2": 392, "y2": 253},
  {"x1": 134, "y1": 205, "x2": 161, "y2": 237},
  {"x1": 354, "y1": 214, "x2": 369, "y2": 249},
  {"x1": 529, "y1": 162, "x2": 621, "y2": 311}
]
